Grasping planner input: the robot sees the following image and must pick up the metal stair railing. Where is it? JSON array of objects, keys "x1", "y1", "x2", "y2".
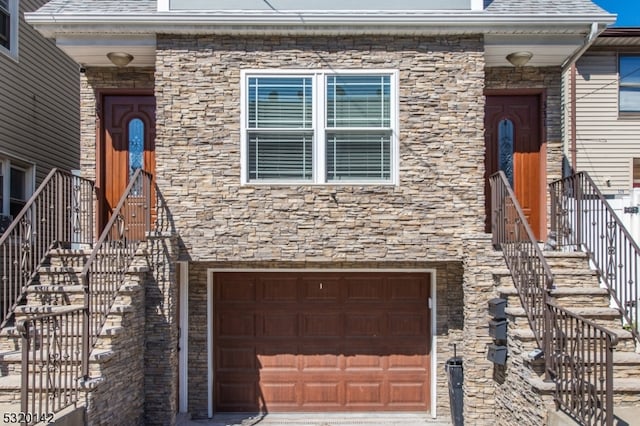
[
  {"x1": 491, "y1": 171, "x2": 617, "y2": 426},
  {"x1": 0, "y1": 169, "x2": 95, "y2": 327},
  {"x1": 80, "y1": 168, "x2": 152, "y2": 378},
  {"x1": 550, "y1": 172, "x2": 640, "y2": 346},
  {"x1": 490, "y1": 171, "x2": 554, "y2": 352},
  {"x1": 17, "y1": 307, "x2": 84, "y2": 426}
]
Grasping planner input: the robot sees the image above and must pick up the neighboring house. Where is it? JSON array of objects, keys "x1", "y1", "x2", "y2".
[
  {"x1": 15, "y1": 0, "x2": 630, "y2": 425},
  {"x1": 0, "y1": 0, "x2": 79, "y2": 230},
  {"x1": 564, "y1": 28, "x2": 640, "y2": 241}
]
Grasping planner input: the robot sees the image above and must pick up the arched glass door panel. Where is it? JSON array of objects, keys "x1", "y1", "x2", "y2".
[
  {"x1": 128, "y1": 118, "x2": 144, "y2": 195},
  {"x1": 498, "y1": 118, "x2": 514, "y2": 187}
]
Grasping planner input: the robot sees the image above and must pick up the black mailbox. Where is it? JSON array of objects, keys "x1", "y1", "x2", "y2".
[
  {"x1": 488, "y1": 298, "x2": 507, "y2": 319},
  {"x1": 487, "y1": 344, "x2": 508, "y2": 365},
  {"x1": 489, "y1": 319, "x2": 507, "y2": 341}
]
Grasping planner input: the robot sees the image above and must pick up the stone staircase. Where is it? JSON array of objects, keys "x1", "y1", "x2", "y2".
[
  {"x1": 0, "y1": 245, "x2": 147, "y2": 419},
  {"x1": 495, "y1": 250, "x2": 640, "y2": 420}
]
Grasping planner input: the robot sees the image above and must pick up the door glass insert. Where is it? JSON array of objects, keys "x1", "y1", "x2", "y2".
[
  {"x1": 128, "y1": 118, "x2": 144, "y2": 195},
  {"x1": 128, "y1": 118, "x2": 144, "y2": 175},
  {"x1": 498, "y1": 118, "x2": 514, "y2": 187}
]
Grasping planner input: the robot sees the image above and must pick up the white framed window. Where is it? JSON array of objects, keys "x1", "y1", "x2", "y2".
[
  {"x1": 0, "y1": 0, "x2": 18, "y2": 59},
  {"x1": 0, "y1": 157, "x2": 34, "y2": 221},
  {"x1": 619, "y1": 55, "x2": 640, "y2": 113},
  {"x1": 240, "y1": 69, "x2": 399, "y2": 185}
]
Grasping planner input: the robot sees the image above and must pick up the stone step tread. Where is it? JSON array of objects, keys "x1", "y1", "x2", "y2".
[
  {"x1": 38, "y1": 266, "x2": 84, "y2": 274},
  {"x1": 496, "y1": 286, "x2": 609, "y2": 296},
  {"x1": 14, "y1": 305, "x2": 85, "y2": 315},
  {"x1": 506, "y1": 306, "x2": 620, "y2": 318},
  {"x1": 15, "y1": 303, "x2": 133, "y2": 314},
  {"x1": 0, "y1": 374, "x2": 21, "y2": 389},
  {"x1": 49, "y1": 248, "x2": 93, "y2": 256},
  {"x1": 26, "y1": 285, "x2": 86, "y2": 293},
  {"x1": 529, "y1": 377, "x2": 640, "y2": 392},
  {"x1": 542, "y1": 251, "x2": 590, "y2": 259},
  {"x1": 512, "y1": 327, "x2": 634, "y2": 341},
  {"x1": 0, "y1": 348, "x2": 114, "y2": 363}
]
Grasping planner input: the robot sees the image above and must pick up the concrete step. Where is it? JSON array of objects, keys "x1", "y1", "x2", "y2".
[
  {"x1": 0, "y1": 348, "x2": 115, "y2": 376},
  {"x1": 497, "y1": 285, "x2": 610, "y2": 308},
  {"x1": 511, "y1": 327, "x2": 637, "y2": 353},
  {"x1": 506, "y1": 306, "x2": 622, "y2": 330},
  {"x1": 529, "y1": 376, "x2": 640, "y2": 404},
  {"x1": 46, "y1": 248, "x2": 92, "y2": 268},
  {"x1": 542, "y1": 251, "x2": 591, "y2": 269}
]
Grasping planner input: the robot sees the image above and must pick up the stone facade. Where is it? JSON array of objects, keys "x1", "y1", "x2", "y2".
[
  {"x1": 76, "y1": 34, "x2": 567, "y2": 425},
  {"x1": 154, "y1": 34, "x2": 487, "y2": 263}
]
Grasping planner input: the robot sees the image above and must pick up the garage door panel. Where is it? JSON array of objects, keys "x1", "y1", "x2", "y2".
[
  {"x1": 260, "y1": 276, "x2": 299, "y2": 302},
  {"x1": 218, "y1": 313, "x2": 255, "y2": 337},
  {"x1": 388, "y1": 381, "x2": 427, "y2": 404},
  {"x1": 217, "y1": 346, "x2": 256, "y2": 371},
  {"x1": 302, "y1": 382, "x2": 341, "y2": 405},
  {"x1": 345, "y1": 383, "x2": 384, "y2": 405},
  {"x1": 260, "y1": 382, "x2": 299, "y2": 405},
  {"x1": 216, "y1": 379, "x2": 258, "y2": 409},
  {"x1": 388, "y1": 313, "x2": 427, "y2": 337},
  {"x1": 257, "y1": 348, "x2": 298, "y2": 370},
  {"x1": 345, "y1": 277, "x2": 385, "y2": 301},
  {"x1": 261, "y1": 313, "x2": 298, "y2": 337},
  {"x1": 300, "y1": 352, "x2": 341, "y2": 370},
  {"x1": 344, "y1": 313, "x2": 384, "y2": 337},
  {"x1": 302, "y1": 313, "x2": 341, "y2": 337},
  {"x1": 390, "y1": 276, "x2": 428, "y2": 300},
  {"x1": 387, "y1": 353, "x2": 429, "y2": 370},
  {"x1": 218, "y1": 274, "x2": 256, "y2": 301},
  {"x1": 301, "y1": 277, "x2": 341, "y2": 301},
  {"x1": 213, "y1": 272, "x2": 431, "y2": 412},
  {"x1": 344, "y1": 353, "x2": 385, "y2": 370}
]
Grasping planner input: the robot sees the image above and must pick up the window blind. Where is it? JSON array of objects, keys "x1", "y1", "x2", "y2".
[{"x1": 620, "y1": 56, "x2": 640, "y2": 112}]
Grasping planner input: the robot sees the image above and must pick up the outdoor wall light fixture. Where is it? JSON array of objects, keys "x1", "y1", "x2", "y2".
[
  {"x1": 107, "y1": 52, "x2": 134, "y2": 67},
  {"x1": 506, "y1": 51, "x2": 533, "y2": 67}
]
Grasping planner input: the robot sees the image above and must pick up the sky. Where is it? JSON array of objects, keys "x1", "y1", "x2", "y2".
[{"x1": 593, "y1": 0, "x2": 640, "y2": 27}]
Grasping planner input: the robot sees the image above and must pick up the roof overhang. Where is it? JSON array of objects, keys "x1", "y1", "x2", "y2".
[{"x1": 25, "y1": 11, "x2": 615, "y2": 68}]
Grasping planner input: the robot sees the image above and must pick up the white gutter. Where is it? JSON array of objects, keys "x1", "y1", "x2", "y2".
[
  {"x1": 25, "y1": 11, "x2": 616, "y2": 33},
  {"x1": 561, "y1": 21, "x2": 610, "y2": 69}
]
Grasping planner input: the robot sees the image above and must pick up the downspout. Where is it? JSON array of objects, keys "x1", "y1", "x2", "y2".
[
  {"x1": 571, "y1": 63, "x2": 577, "y2": 173},
  {"x1": 562, "y1": 22, "x2": 607, "y2": 175}
]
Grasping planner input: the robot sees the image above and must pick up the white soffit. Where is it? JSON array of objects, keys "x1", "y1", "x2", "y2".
[
  {"x1": 56, "y1": 36, "x2": 156, "y2": 67},
  {"x1": 484, "y1": 34, "x2": 587, "y2": 67}
]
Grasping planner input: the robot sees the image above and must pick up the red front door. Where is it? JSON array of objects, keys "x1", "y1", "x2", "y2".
[
  {"x1": 485, "y1": 94, "x2": 546, "y2": 240},
  {"x1": 99, "y1": 94, "x2": 156, "y2": 230}
]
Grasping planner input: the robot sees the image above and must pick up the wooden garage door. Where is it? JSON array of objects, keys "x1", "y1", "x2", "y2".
[{"x1": 213, "y1": 272, "x2": 431, "y2": 412}]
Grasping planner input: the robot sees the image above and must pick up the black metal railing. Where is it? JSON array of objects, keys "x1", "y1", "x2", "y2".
[
  {"x1": 492, "y1": 171, "x2": 617, "y2": 426},
  {"x1": 80, "y1": 168, "x2": 152, "y2": 378},
  {"x1": 550, "y1": 172, "x2": 640, "y2": 345},
  {"x1": 0, "y1": 169, "x2": 95, "y2": 327},
  {"x1": 546, "y1": 302, "x2": 617, "y2": 426},
  {"x1": 490, "y1": 171, "x2": 554, "y2": 352},
  {"x1": 17, "y1": 308, "x2": 84, "y2": 425}
]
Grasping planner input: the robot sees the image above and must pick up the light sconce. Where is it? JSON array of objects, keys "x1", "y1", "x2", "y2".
[
  {"x1": 106, "y1": 52, "x2": 134, "y2": 67},
  {"x1": 506, "y1": 51, "x2": 533, "y2": 67}
]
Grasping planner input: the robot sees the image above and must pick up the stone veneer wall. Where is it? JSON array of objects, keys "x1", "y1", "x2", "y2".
[
  {"x1": 154, "y1": 34, "x2": 487, "y2": 262},
  {"x1": 154, "y1": 33, "x2": 488, "y2": 422},
  {"x1": 85, "y1": 266, "x2": 147, "y2": 426}
]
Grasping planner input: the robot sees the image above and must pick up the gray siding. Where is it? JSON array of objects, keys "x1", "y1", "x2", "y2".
[
  {"x1": 572, "y1": 52, "x2": 640, "y2": 196},
  {"x1": 0, "y1": 0, "x2": 79, "y2": 185}
]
